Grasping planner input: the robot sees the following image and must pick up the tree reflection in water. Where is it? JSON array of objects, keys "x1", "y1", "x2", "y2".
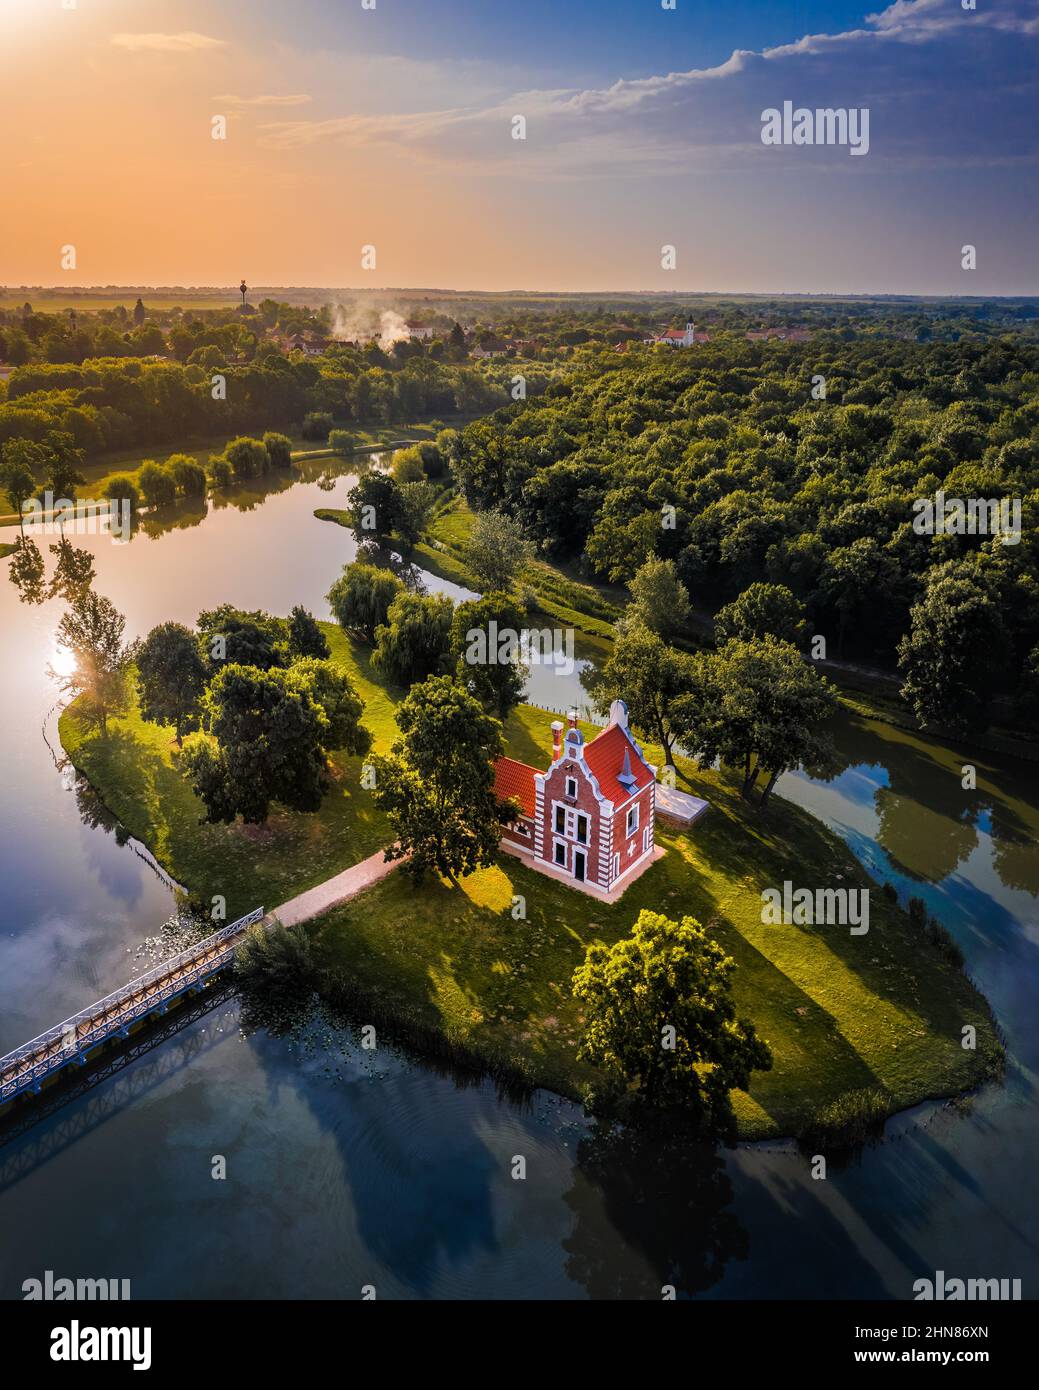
[
  {"x1": 562, "y1": 1120, "x2": 748, "y2": 1299},
  {"x1": 7, "y1": 536, "x2": 46, "y2": 604}
]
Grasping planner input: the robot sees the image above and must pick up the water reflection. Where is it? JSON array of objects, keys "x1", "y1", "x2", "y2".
[
  {"x1": 796, "y1": 710, "x2": 1039, "y2": 897},
  {"x1": 47, "y1": 538, "x2": 95, "y2": 604},
  {"x1": 563, "y1": 1122, "x2": 747, "y2": 1299},
  {"x1": 6, "y1": 535, "x2": 45, "y2": 604}
]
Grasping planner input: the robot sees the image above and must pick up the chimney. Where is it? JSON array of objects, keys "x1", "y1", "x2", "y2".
[
  {"x1": 551, "y1": 720, "x2": 564, "y2": 761},
  {"x1": 567, "y1": 709, "x2": 579, "y2": 730},
  {"x1": 608, "y1": 698, "x2": 629, "y2": 729}
]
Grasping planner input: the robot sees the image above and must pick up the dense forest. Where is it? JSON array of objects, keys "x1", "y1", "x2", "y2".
[
  {"x1": 453, "y1": 336, "x2": 1039, "y2": 707},
  {"x1": 0, "y1": 353, "x2": 516, "y2": 457}
]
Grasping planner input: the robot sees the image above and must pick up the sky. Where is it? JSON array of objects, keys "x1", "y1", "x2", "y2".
[{"x1": 1, "y1": 0, "x2": 1036, "y2": 294}]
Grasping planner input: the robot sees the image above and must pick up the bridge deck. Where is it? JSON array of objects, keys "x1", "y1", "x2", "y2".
[{"x1": 0, "y1": 907, "x2": 264, "y2": 1106}]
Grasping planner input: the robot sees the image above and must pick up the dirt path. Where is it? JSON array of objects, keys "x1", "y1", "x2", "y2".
[{"x1": 272, "y1": 848, "x2": 400, "y2": 927}]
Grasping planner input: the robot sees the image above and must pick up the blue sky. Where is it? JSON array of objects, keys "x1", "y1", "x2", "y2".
[
  {"x1": 243, "y1": 0, "x2": 879, "y2": 85},
  {"x1": 5, "y1": 0, "x2": 1038, "y2": 291}
]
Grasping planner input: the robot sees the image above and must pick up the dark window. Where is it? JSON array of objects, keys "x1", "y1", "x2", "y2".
[
  {"x1": 554, "y1": 806, "x2": 565, "y2": 833},
  {"x1": 554, "y1": 841, "x2": 566, "y2": 866},
  {"x1": 576, "y1": 814, "x2": 588, "y2": 845}
]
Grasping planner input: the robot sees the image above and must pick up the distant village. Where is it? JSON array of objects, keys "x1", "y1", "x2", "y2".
[{"x1": 272, "y1": 317, "x2": 814, "y2": 360}]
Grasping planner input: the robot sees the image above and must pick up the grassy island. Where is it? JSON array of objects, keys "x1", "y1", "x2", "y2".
[{"x1": 60, "y1": 621, "x2": 1002, "y2": 1141}]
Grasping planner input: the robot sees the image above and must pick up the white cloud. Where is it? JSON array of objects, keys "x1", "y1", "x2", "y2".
[
  {"x1": 110, "y1": 32, "x2": 226, "y2": 54},
  {"x1": 255, "y1": 0, "x2": 1039, "y2": 178}
]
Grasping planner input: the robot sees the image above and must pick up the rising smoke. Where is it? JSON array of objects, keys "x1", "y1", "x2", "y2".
[{"x1": 331, "y1": 303, "x2": 410, "y2": 345}]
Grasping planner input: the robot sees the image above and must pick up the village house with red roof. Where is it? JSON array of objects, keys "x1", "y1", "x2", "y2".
[
  {"x1": 494, "y1": 700, "x2": 668, "y2": 900},
  {"x1": 643, "y1": 320, "x2": 711, "y2": 348}
]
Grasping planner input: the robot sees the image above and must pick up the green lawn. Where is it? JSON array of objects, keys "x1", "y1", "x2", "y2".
[
  {"x1": 60, "y1": 620, "x2": 1000, "y2": 1139},
  {"x1": 0, "y1": 541, "x2": 16, "y2": 560},
  {"x1": 420, "y1": 495, "x2": 623, "y2": 638},
  {"x1": 59, "y1": 627, "x2": 399, "y2": 921}
]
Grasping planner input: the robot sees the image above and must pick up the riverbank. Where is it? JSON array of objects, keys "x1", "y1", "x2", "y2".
[
  {"x1": 59, "y1": 621, "x2": 1002, "y2": 1142},
  {"x1": 0, "y1": 417, "x2": 476, "y2": 527}
]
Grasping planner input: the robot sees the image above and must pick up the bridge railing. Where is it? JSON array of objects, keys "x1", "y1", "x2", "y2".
[{"x1": 0, "y1": 906, "x2": 264, "y2": 1103}]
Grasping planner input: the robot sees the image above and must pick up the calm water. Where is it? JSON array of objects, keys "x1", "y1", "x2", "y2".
[{"x1": 1, "y1": 467, "x2": 1036, "y2": 1299}]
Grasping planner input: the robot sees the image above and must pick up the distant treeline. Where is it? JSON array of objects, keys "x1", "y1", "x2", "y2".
[{"x1": 0, "y1": 355, "x2": 527, "y2": 459}]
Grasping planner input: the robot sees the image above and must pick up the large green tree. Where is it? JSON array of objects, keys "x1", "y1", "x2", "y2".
[
  {"x1": 289, "y1": 657, "x2": 371, "y2": 754},
  {"x1": 572, "y1": 909, "x2": 772, "y2": 1130},
  {"x1": 137, "y1": 621, "x2": 209, "y2": 744},
  {"x1": 262, "y1": 431, "x2": 294, "y2": 469},
  {"x1": 683, "y1": 636, "x2": 837, "y2": 807},
  {"x1": 54, "y1": 590, "x2": 133, "y2": 737},
  {"x1": 897, "y1": 559, "x2": 1011, "y2": 736},
  {"x1": 714, "y1": 582, "x2": 807, "y2": 648},
  {"x1": 179, "y1": 664, "x2": 330, "y2": 824},
  {"x1": 463, "y1": 509, "x2": 535, "y2": 592},
  {"x1": 595, "y1": 620, "x2": 702, "y2": 769},
  {"x1": 42, "y1": 430, "x2": 86, "y2": 514},
  {"x1": 0, "y1": 441, "x2": 42, "y2": 531},
  {"x1": 451, "y1": 590, "x2": 527, "y2": 719},
  {"x1": 288, "y1": 605, "x2": 330, "y2": 659},
  {"x1": 370, "y1": 675, "x2": 505, "y2": 882},
  {"x1": 327, "y1": 562, "x2": 403, "y2": 644},
  {"x1": 626, "y1": 557, "x2": 691, "y2": 637},
  {"x1": 196, "y1": 605, "x2": 289, "y2": 673},
  {"x1": 371, "y1": 590, "x2": 454, "y2": 687},
  {"x1": 346, "y1": 472, "x2": 406, "y2": 550}
]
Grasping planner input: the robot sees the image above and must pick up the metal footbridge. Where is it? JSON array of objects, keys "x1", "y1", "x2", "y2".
[{"x1": 0, "y1": 907, "x2": 265, "y2": 1108}]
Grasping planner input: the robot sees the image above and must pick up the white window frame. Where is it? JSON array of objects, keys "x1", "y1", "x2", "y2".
[
  {"x1": 552, "y1": 838, "x2": 567, "y2": 867},
  {"x1": 626, "y1": 803, "x2": 640, "y2": 837},
  {"x1": 552, "y1": 801, "x2": 589, "y2": 844},
  {"x1": 565, "y1": 776, "x2": 578, "y2": 799}
]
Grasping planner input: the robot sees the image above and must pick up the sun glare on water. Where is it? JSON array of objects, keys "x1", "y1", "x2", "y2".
[{"x1": 50, "y1": 646, "x2": 78, "y2": 680}]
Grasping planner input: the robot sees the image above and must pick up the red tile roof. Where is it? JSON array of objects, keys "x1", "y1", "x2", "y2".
[
  {"x1": 494, "y1": 757, "x2": 538, "y2": 818},
  {"x1": 583, "y1": 725, "x2": 653, "y2": 801}
]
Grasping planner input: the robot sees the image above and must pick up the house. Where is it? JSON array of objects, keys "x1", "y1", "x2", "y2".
[
  {"x1": 406, "y1": 321, "x2": 437, "y2": 340},
  {"x1": 643, "y1": 320, "x2": 710, "y2": 348},
  {"x1": 494, "y1": 700, "x2": 665, "y2": 899},
  {"x1": 281, "y1": 333, "x2": 331, "y2": 356}
]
